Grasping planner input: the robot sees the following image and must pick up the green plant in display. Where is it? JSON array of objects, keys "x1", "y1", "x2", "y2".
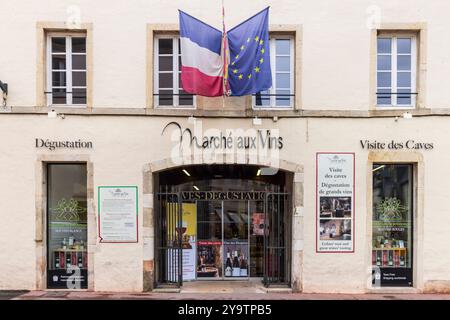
[
  {"x1": 52, "y1": 198, "x2": 87, "y2": 222},
  {"x1": 376, "y1": 197, "x2": 407, "y2": 221}
]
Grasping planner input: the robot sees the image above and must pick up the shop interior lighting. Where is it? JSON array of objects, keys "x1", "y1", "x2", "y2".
[
  {"x1": 182, "y1": 169, "x2": 191, "y2": 176},
  {"x1": 256, "y1": 169, "x2": 261, "y2": 176},
  {"x1": 372, "y1": 165, "x2": 385, "y2": 172},
  {"x1": 193, "y1": 185, "x2": 199, "y2": 191}
]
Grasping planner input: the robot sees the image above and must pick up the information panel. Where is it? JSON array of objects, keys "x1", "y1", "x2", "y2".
[
  {"x1": 316, "y1": 153, "x2": 355, "y2": 252},
  {"x1": 98, "y1": 186, "x2": 138, "y2": 243}
]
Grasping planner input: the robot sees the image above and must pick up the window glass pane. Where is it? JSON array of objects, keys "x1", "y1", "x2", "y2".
[
  {"x1": 276, "y1": 39, "x2": 290, "y2": 55},
  {"x1": 376, "y1": 89, "x2": 391, "y2": 105},
  {"x1": 377, "y1": 38, "x2": 391, "y2": 54},
  {"x1": 276, "y1": 89, "x2": 291, "y2": 107},
  {"x1": 159, "y1": 73, "x2": 173, "y2": 88},
  {"x1": 255, "y1": 91, "x2": 270, "y2": 107},
  {"x1": 47, "y1": 164, "x2": 88, "y2": 289},
  {"x1": 52, "y1": 88, "x2": 67, "y2": 104},
  {"x1": 397, "y1": 38, "x2": 412, "y2": 54},
  {"x1": 377, "y1": 55, "x2": 391, "y2": 71},
  {"x1": 276, "y1": 56, "x2": 290, "y2": 72},
  {"x1": 72, "y1": 55, "x2": 86, "y2": 70},
  {"x1": 72, "y1": 37, "x2": 86, "y2": 53},
  {"x1": 397, "y1": 89, "x2": 411, "y2": 105},
  {"x1": 372, "y1": 164, "x2": 413, "y2": 287},
  {"x1": 52, "y1": 71, "x2": 66, "y2": 86},
  {"x1": 377, "y1": 72, "x2": 391, "y2": 87},
  {"x1": 72, "y1": 71, "x2": 86, "y2": 87},
  {"x1": 397, "y1": 72, "x2": 411, "y2": 87},
  {"x1": 179, "y1": 90, "x2": 193, "y2": 106},
  {"x1": 72, "y1": 88, "x2": 87, "y2": 104},
  {"x1": 397, "y1": 55, "x2": 411, "y2": 71},
  {"x1": 52, "y1": 55, "x2": 66, "y2": 70},
  {"x1": 276, "y1": 73, "x2": 290, "y2": 88},
  {"x1": 159, "y1": 39, "x2": 173, "y2": 54},
  {"x1": 159, "y1": 56, "x2": 173, "y2": 71},
  {"x1": 158, "y1": 89, "x2": 173, "y2": 106},
  {"x1": 52, "y1": 37, "x2": 66, "y2": 53}
]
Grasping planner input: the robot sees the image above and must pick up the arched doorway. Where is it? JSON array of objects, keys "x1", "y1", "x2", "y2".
[{"x1": 153, "y1": 164, "x2": 293, "y2": 288}]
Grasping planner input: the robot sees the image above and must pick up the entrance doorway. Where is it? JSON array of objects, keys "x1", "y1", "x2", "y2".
[{"x1": 154, "y1": 165, "x2": 291, "y2": 288}]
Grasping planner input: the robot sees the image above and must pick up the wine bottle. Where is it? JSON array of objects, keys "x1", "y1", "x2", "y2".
[
  {"x1": 225, "y1": 251, "x2": 233, "y2": 277},
  {"x1": 240, "y1": 254, "x2": 248, "y2": 277},
  {"x1": 376, "y1": 251, "x2": 381, "y2": 266},
  {"x1": 232, "y1": 251, "x2": 240, "y2": 277},
  {"x1": 77, "y1": 252, "x2": 83, "y2": 268},
  {"x1": 399, "y1": 254, "x2": 405, "y2": 266},
  {"x1": 388, "y1": 251, "x2": 393, "y2": 266},
  {"x1": 55, "y1": 252, "x2": 60, "y2": 268}
]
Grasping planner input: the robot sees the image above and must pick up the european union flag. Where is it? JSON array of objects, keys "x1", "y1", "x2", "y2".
[{"x1": 227, "y1": 7, "x2": 272, "y2": 96}]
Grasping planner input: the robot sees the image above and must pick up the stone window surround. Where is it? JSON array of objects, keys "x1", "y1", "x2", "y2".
[
  {"x1": 365, "y1": 151, "x2": 424, "y2": 293},
  {"x1": 146, "y1": 23, "x2": 303, "y2": 112},
  {"x1": 369, "y1": 23, "x2": 427, "y2": 110},
  {"x1": 36, "y1": 22, "x2": 93, "y2": 108},
  {"x1": 142, "y1": 155, "x2": 304, "y2": 292},
  {"x1": 35, "y1": 155, "x2": 95, "y2": 290}
]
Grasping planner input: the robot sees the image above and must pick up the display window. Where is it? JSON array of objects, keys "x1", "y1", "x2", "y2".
[
  {"x1": 372, "y1": 164, "x2": 413, "y2": 287},
  {"x1": 47, "y1": 164, "x2": 88, "y2": 289}
]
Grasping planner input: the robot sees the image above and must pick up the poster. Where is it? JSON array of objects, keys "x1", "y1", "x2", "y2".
[
  {"x1": 197, "y1": 241, "x2": 222, "y2": 278},
  {"x1": 166, "y1": 203, "x2": 197, "y2": 281},
  {"x1": 98, "y1": 186, "x2": 138, "y2": 243},
  {"x1": 316, "y1": 153, "x2": 355, "y2": 252}
]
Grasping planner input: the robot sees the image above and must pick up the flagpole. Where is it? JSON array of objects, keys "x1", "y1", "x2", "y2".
[{"x1": 222, "y1": 0, "x2": 229, "y2": 105}]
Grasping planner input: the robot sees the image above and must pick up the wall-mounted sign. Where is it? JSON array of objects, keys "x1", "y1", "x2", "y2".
[
  {"x1": 35, "y1": 138, "x2": 93, "y2": 151},
  {"x1": 162, "y1": 121, "x2": 283, "y2": 150},
  {"x1": 179, "y1": 191, "x2": 267, "y2": 201},
  {"x1": 316, "y1": 153, "x2": 355, "y2": 253},
  {"x1": 360, "y1": 140, "x2": 433, "y2": 150},
  {"x1": 98, "y1": 186, "x2": 138, "y2": 243}
]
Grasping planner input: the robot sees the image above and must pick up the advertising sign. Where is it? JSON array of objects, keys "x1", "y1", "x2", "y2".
[
  {"x1": 316, "y1": 153, "x2": 355, "y2": 252},
  {"x1": 166, "y1": 203, "x2": 197, "y2": 281},
  {"x1": 98, "y1": 186, "x2": 138, "y2": 243}
]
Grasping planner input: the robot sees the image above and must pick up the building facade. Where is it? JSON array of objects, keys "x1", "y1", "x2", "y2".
[{"x1": 0, "y1": 0, "x2": 449, "y2": 293}]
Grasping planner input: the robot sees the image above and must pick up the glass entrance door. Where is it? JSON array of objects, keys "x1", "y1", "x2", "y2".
[{"x1": 195, "y1": 200, "x2": 251, "y2": 280}]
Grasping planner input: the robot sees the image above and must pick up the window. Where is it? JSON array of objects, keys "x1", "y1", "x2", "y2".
[
  {"x1": 46, "y1": 34, "x2": 87, "y2": 106},
  {"x1": 47, "y1": 164, "x2": 88, "y2": 289},
  {"x1": 154, "y1": 36, "x2": 195, "y2": 108},
  {"x1": 376, "y1": 34, "x2": 417, "y2": 107},
  {"x1": 372, "y1": 164, "x2": 413, "y2": 287},
  {"x1": 254, "y1": 36, "x2": 294, "y2": 108}
]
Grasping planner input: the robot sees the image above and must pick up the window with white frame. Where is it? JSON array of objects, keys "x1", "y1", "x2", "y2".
[
  {"x1": 254, "y1": 36, "x2": 294, "y2": 108},
  {"x1": 376, "y1": 34, "x2": 417, "y2": 107},
  {"x1": 46, "y1": 34, "x2": 87, "y2": 106},
  {"x1": 154, "y1": 36, "x2": 195, "y2": 107}
]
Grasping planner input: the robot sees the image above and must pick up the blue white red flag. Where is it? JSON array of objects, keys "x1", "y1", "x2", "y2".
[{"x1": 179, "y1": 10, "x2": 224, "y2": 97}]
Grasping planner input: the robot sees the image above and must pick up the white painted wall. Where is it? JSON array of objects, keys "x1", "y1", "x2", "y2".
[
  {"x1": 0, "y1": 114, "x2": 448, "y2": 292},
  {"x1": 1, "y1": 0, "x2": 450, "y2": 109}
]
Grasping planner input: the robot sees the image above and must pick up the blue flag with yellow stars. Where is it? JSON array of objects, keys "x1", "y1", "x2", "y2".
[{"x1": 227, "y1": 7, "x2": 272, "y2": 96}]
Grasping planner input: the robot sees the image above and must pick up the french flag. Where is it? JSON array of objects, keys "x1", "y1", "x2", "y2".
[{"x1": 179, "y1": 10, "x2": 224, "y2": 97}]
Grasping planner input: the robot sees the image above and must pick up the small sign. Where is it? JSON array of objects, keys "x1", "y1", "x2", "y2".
[
  {"x1": 98, "y1": 186, "x2": 138, "y2": 243},
  {"x1": 316, "y1": 153, "x2": 355, "y2": 253}
]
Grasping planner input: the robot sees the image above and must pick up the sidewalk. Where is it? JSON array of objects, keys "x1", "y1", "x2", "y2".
[{"x1": 8, "y1": 291, "x2": 450, "y2": 300}]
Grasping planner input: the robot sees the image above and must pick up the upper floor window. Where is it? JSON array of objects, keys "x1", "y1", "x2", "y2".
[
  {"x1": 154, "y1": 36, "x2": 195, "y2": 108},
  {"x1": 46, "y1": 33, "x2": 87, "y2": 106},
  {"x1": 376, "y1": 34, "x2": 417, "y2": 108},
  {"x1": 254, "y1": 36, "x2": 294, "y2": 109}
]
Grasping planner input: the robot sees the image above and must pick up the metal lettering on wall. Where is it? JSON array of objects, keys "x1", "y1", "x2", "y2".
[{"x1": 35, "y1": 138, "x2": 93, "y2": 151}]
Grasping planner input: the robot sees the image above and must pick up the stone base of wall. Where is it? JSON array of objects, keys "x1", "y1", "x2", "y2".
[
  {"x1": 424, "y1": 280, "x2": 450, "y2": 293},
  {"x1": 143, "y1": 260, "x2": 154, "y2": 292}
]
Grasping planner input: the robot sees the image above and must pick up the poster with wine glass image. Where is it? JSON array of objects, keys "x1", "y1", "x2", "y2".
[
  {"x1": 316, "y1": 153, "x2": 355, "y2": 252},
  {"x1": 223, "y1": 241, "x2": 249, "y2": 278}
]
